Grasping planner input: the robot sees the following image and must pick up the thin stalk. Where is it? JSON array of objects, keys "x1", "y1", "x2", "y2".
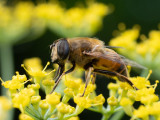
[{"x1": 0, "y1": 44, "x2": 14, "y2": 120}]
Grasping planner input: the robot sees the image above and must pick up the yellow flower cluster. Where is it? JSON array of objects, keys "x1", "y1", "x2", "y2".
[
  {"x1": 35, "y1": 1, "x2": 109, "y2": 37},
  {"x1": 109, "y1": 24, "x2": 160, "y2": 78},
  {"x1": 107, "y1": 69, "x2": 160, "y2": 120},
  {"x1": 0, "y1": 1, "x2": 109, "y2": 45},
  {"x1": 0, "y1": 2, "x2": 45, "y2": 45},
  {"x1": 1, "y1": 57, "x2": 160, "y2": 120},
  {"x1": 1, "y1": 58, "x2": 106, "y2": 120},
  {"x1": 0, "y1": 96, "x2": 12, "y2": 120}
]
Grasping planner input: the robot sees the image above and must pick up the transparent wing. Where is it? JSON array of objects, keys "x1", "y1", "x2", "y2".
[{"x1": 120, "y1": 55, "x2": 147, "y2": 69}]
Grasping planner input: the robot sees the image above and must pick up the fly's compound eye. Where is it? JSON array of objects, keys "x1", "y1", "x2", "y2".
[{"x1": 57, "y1": 39, "x2": 70, "y2": 60}]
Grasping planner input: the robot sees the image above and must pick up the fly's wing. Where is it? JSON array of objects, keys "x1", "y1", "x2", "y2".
[
  {"x1": 83, "y1": 48, "x2": 122, "y2": 63},
  {"x1": 120, "y1": 55, "x2": 147, "y2": 69}
]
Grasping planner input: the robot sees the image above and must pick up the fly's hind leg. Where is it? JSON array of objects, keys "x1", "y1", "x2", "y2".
[
  {"x1": 81, "y1": 67, "x2": 94, "y2": 97},
  {"x1": 94, "y1": 69, "x2": 137, "y2": 90}
]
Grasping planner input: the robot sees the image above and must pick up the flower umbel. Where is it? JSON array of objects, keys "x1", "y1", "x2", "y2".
[{"x1": 1, "y1": 56, "x2": 160, "y2": 120}]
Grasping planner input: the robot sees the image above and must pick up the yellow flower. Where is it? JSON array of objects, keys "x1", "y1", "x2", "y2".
[
  {"x1": 135, "y1": 88, "x2": 155, "y2": 101},
  {"x1": 74, "y1": 95, "x2": 92, "y2": 108},
  {"x1": 130, "y1": 76, "x2": 150, "y2": 89},
  {"x1": 120, "y1": 97, "x2": 133, "y2": 106},
  {"x1": 119, "y1": 82, "x2": 132, "y2": 90},
  {"x1": 92, "y1": 94, "x2": 105, "y2": 106},
  {"x1": 108, "y1": 82, "x2": 119, "y2": 96},
  {"x1": 14, "y1": 2, "x2": 34, "y2": 25},
  {"x1": 35, "y1": 3, "x2": 64, "y2": 21},
  {"x1": 1, "y1": 72, "x2": 29, "y2": 90},
  {"x1": 107, "y1": 96, "x2": 118, "y2": 106},
  {"x1": 31, "y1": 96, "x2": 41, "y2": 104},
  {"x1": 141, "y1": 94, "x2": 159, "y2": 105},
  {"x1": 108, "y1": 83, "x2": 119, "y2": 90},
  {"x1": 133, "y1": 105, "x2": 149, "y2": 119},
  {"x1": 39, "y1": 99, "x2": 49, "y2": 109},
  {"x1": 57, "y1": 102, "x2": 75, "y2": 114},
  {"x1": 149, "y1": 102, "x2": 160, "y2": 115},
  {"x1": 110, "y1": 28, "x2": 139, "y2": 51},
  {"x1": 127, "y1": 90, "x2": 136, "y2": 100},
  {"x1": 64, "y1": 88, "x2": 75, "y2": 97},
  {"x1": 42, "y1": 79, "x2": 55, "y2": 86},
  {"x1": 46, "y1": 92, "x2": 61, "y2": 106},
  {"x1": 20, "y1": 88, "x2": 36, "y2": 97},
  {"x1": 0, "y1": 96, "x2": 12, "y2": 110},
  {"x1": 22, "y1": 58, "x2": 55, "y2": 83},
  {"x1": 12, "y1": 72, "x2": 27, "y2": 82},
  {"x1": 19, "y1": 113, "x2": 34, "y2": 120},
  {"x1": 23, "y1": 57, "x2": 43, "y2": 70},
  {"x1": 68, "y1": 116, "x2": 79, "y2": 120},
  {"x1": 12, "y1": 93, "x2": 30, "y2": 109},
  {"x1": 120, "y1": 97, "x2": 134, "y2": 116},
  {"x1": 64, "y1": 76, "x2": 82, "y2": 89},
  {"x1": 78, "y1": 83, "x2": 96, "y2": 96}
]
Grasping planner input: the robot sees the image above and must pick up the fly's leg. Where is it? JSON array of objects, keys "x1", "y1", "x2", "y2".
[
  {"x1": 94, "y1": 69, "x2": 138, "y2": 90},
  {"x1": 81, "y1": 67, "x2": 94, "y2": 97},
  {"x1": 64, "y1": 62, "x2": 75, "y2": 75},
  {"x1": 51, "y1": 62, "x2": 76, "y2": 94}
]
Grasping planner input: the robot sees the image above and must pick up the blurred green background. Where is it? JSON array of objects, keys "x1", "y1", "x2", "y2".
[{"x1": 0, "y1": 0, "x2": 160, "y2": 119}]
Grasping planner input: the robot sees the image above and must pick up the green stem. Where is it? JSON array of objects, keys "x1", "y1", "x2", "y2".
[{"x1": 0, "y1": 44, "x2": 14, "y2": 120}]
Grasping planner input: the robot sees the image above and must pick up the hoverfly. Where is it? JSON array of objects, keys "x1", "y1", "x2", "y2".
[{"x1": 50, "y1": 37, "x2": 144, "y2": 96}]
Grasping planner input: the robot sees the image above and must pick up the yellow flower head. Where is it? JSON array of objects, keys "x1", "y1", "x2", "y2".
[
  {"x1": 20, "y1": 88, "x2": 36, "y2": 97},
  {"x1": 68, "y1": 116, "x2": 79, "y2": 120},
  {"x1": 107, "y1": 96, "x2": 118, "y2": 106},
  {"x1": 135, "y1": 88, "x2": 155, "y2": 101},
  {"x1": 127, "y1": 90, "x2": 136, "y2": 100},
  {"x1": 39, "y1": 99, "x2": 49, "y2": 110},
  {"x1": 0, "y1": 96, "x2": 12, "y2": 110},
  {"x1": 64, "y1": 75, "x2": 82, "y2": 89},
  {"x1": 92, "y1": 94, "x2": 105, "y2": 106},
  {"x1": 22, "y1": 58, "x2": 55, "y2": 83},
  {"x1": 57, "y1": 102, "x2": 75, "y2": 114},
  {"x1": 74, "y1": 95, "x2": 92, "y2": 108},
  {"x1": 108, "y1": 83, "x2": 119, "y2": 90},
  {"x1": 149, "y1": 102, "x2": 160, "y2": 115},
  {"x1": 64, "y1": 88, "x2": 75, "y2": 97},
  {"x1": 78, "y1": 83, "x2": 96, "y2": 96},
  {"x1": 12, "y1": 93, "x2": 30, "y2": 109},
  {"x1": 133, "y1": 105, "x2": 149, "y2": 119},
  {"x1": 12, "y1": 72, "x2": 27, "y2": 82},
  {"x1": 42, "y1": 79, "x2": 55, "y2": 86},
  {"x1": 14, "y1": 2, "x2": 34, "y2": 25},
  {"x1": 46, "y1": 92, "x2": 61, "y2": 106},
  {"x1": 27, "y1": 83, "x2": 40, "y2": 91},
  {"x1": 141, "y1": 94, "x2": 159, "y2": 105},
  {"x1": 120, "y1": 97, "x2": 133, "y2": 106},
  {"x1": 0, "y1": 72, "x2": 30, "y2": 90},
  {"x1": 130, "y1": 77, "x2": 150, "y2": 89},
  {"x1": 19, "y1": 113, "x2": 34, "y2": 120},
  {"x1": 31, "y1": 95, "x2": 41, "y2": 104},
  {"x1": 110, "y1": 28, "x2": 139, "y2": 51}
]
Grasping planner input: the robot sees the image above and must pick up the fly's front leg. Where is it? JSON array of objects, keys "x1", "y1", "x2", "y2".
[
  {"x1": 81, "y1": 67, "x2": 94, "y2": 97},
  {"x1": 50, "y1": 64, "x2": 65, "y2": 94},
  {"x1": 64, "y1": 62, "x2": 76, "y2": 75}
]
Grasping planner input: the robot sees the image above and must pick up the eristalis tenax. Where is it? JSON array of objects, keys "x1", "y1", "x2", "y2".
[{"x1": 50, "y1": 37, "x2": 145, "y2": 96}]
